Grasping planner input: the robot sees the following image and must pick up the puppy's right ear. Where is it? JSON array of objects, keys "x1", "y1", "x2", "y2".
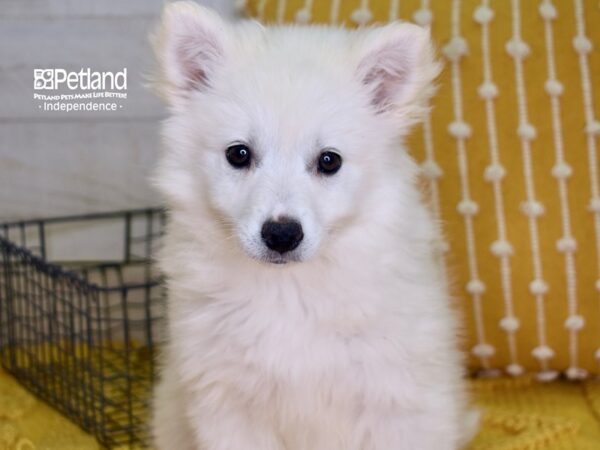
[{"x1": 151, "y1": 1, "x2": 228, "y2": 103}]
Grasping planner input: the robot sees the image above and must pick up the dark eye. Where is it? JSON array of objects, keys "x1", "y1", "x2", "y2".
[
  {"x1": 317, "y1": 151, "x2": 342, "y2": 175},
  {"x1": 226, "y1": 144, "x2": 252, "y2": 169}
]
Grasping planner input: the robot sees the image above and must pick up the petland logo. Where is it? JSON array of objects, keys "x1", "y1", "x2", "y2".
[
  {"x1": 33, "y1": 68, "x2": 128, "y2": 113},
  {"x1": 34, "y1": 68, "x2": 127, "y2": 91}
]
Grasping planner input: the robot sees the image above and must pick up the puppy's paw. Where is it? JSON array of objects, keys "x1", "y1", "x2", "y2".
[{"x1": 459, "y1": 408, "x2": 481, "y2": 448}]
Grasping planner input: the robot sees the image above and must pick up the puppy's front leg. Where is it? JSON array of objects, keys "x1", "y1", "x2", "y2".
[
  {"x1": 152, "y1": 372, "x2": 196, "y2": 450},
  {"x1": 360, "y1": 410, "x2": 467, "y2": 450},
  {"x1": 187, "y1": 396, "x2": 284, "y2": 450}
]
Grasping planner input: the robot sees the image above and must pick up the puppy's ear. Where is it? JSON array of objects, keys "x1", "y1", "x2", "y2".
[
  {"x1": 151, "y1": 1, "x2": 228, "y2": 102},
  {"x1": 355, "y1": 23, "x2": 441, "y2": 122}
]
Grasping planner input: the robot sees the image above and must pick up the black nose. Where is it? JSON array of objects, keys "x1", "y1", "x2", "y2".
[{"x1": 261, "y1": 218, "x2": 304, "y2": 254}]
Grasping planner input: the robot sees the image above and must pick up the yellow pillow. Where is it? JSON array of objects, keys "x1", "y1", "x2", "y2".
[{"x1": 244, "y1": 0, "x2": 600, "y2": 379}]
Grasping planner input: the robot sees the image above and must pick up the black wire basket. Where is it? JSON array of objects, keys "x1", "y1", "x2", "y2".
[{"x1": 0, "y1": 208, "x2": 167, "y2": 448}]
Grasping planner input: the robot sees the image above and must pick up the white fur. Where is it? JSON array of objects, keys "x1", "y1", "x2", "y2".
[{"x1": 151, "y1": 2, "x2": 474, "y2": 449}]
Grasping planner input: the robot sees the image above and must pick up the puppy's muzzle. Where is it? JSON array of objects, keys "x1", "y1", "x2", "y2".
[{"x1": 261, "y1": 218, "x2": 303, "y2": 254}]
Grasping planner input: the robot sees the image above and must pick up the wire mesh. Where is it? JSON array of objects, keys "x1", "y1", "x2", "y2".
[{"x1": 0, "y1": 208, "x2": 166, "y2": 448}]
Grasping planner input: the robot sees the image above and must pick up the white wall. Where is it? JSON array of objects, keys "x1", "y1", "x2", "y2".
[{"x1": 0, "y1": 0, "x2": 237, "y2": 221}]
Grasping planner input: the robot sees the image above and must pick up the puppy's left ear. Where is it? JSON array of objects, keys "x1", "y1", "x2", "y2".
[{"x1": 355, "y1": 23, "x2": 441, "y2": 123}]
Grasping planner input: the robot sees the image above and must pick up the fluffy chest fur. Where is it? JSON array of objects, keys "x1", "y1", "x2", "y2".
[{"x1": 159, "y1": 209, "x2": 464, "y2": 448}]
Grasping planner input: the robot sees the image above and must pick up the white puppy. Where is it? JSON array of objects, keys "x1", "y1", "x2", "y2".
[{"x1": 151, "y1": 2, "x2": 474, "y2": 449}]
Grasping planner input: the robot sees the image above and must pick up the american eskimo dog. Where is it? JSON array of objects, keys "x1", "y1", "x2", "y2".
[{"x1": 151, "y1": 2, "x2": 473, "y2": 449}]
